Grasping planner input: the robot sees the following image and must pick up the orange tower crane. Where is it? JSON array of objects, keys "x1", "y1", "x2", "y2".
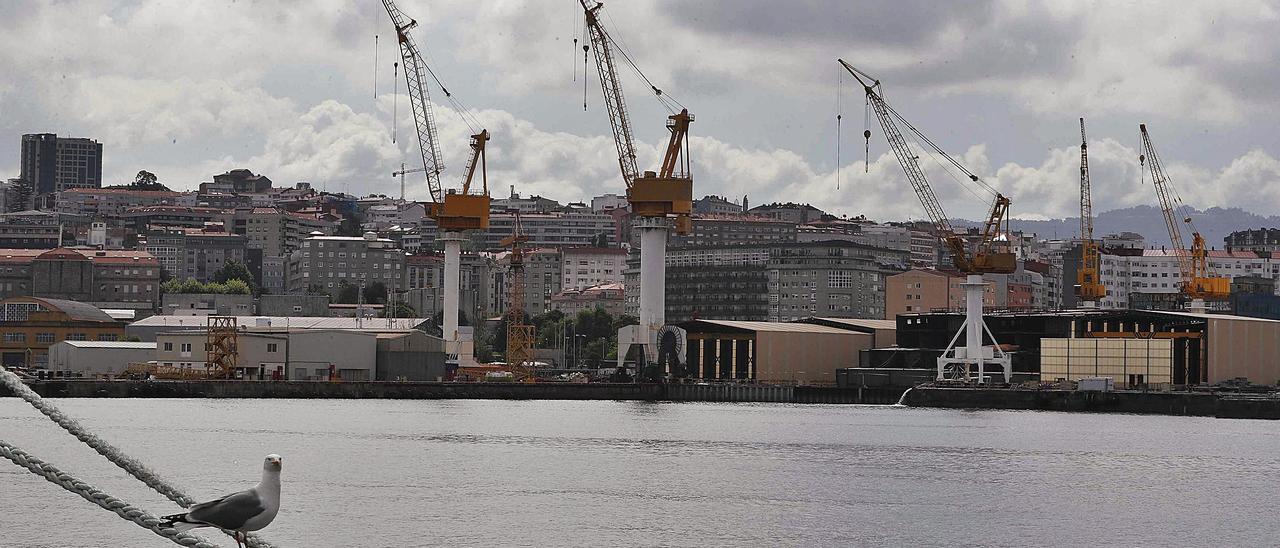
[
  {"x1": 1076, "y1": 118, "x2": 1105, "y2": 306},
  {"x1": 1138, "y1": 124, "x2": 1229, "y2": 308},
  {"x1": 501, "y1": 213, "x2": 535, "y2": 381},
  {"x1": 840, "y1": 59, "x2": 1014, "y2": 384}
]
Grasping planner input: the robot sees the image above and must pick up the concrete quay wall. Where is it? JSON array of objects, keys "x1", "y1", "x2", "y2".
[
  {"x1": 3, "y1": 380, "x2": 906, "y2": 405},
  {"x1": 901, "y1": 386, "x2": 1280, "y2": 419}
]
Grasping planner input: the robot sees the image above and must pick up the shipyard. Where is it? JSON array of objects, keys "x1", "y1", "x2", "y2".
[{"x1": 5, "y1": 1, "x2": 1280, "y2": 546}]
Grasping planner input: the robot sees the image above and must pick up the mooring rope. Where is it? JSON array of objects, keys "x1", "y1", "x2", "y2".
[
  {"x1": 0, "y1": 439, "x2": 219, "y2": 547},
  {"x1": 0, "y1": 367, "x2": 277, "y2": 548}
]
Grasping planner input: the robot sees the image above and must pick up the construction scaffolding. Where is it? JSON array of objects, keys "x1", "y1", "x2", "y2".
[{"x1": 205, "y1": 316, "x2": 238, "y2": 379}]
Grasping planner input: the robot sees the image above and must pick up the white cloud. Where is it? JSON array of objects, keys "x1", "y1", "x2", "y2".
[{"x1": 4, "y1": 0, "x2": 1280, "y2": 223}]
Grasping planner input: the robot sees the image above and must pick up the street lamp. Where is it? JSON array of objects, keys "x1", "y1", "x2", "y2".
[{"x1": 575, "y1": 334, "x2": 587, "y2": 368}]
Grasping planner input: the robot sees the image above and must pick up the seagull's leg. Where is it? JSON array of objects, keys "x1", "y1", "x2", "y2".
[{"x1": 235, "y1": 531, "x2": 244, "y2": 548}]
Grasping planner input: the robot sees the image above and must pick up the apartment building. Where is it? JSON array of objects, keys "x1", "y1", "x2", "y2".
[
  {"x1": 0, "y1": 248, "x2": 160, "y2": 309},
  {"x1": 660, "y1": 241, "x2": 907, "y2": 323},
  {"x1": 56, "y1": 188, "x2": 186, "y2": 219},
  {"x1": 1098, "y1": 248, "x2": 1280, "y2": 309},
  {"x1": 560, "y1": 247, "x2": 626, "y2": 290},
  {"x1": 142, "y1": 227, "x2": 248, "y2": 282},
  {"x1": 287, "y1": 234, "x2": 407, "y2": 295}
]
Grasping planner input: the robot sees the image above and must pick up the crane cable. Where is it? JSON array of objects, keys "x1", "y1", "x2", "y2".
[
  {"x1": 600, "y1": 11, "x2": 684, "y2": 113},
  {"x1": 836, "y1": 65, "x2": 842, "y2": 190},
  {"x1": 878, "y1": 95, "x2": 999, "y2": 198},
  {"x1": 392, "y1": 61, "x2": 399, "y2": 144},
  {"x1": 414, "y1": 26, "x2": 483, "y2": 135}
]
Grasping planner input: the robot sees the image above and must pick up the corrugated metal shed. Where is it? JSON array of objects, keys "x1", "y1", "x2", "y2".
[
  {"x1": 808, "y1": 317, "x2": 897, "y2": 330},
  {"x1": 681, "y1": 319, "x2": 853, "y2": 334},
  {"x1": 58, "y1": 341, "x2": 156, "y2": 349},
  {"x1": 131, "y1": 315, "x2": 430, "y2": 330}
]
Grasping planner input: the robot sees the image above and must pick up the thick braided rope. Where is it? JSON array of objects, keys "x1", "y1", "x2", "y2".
[
  {"x1": 0, "y1": 367, "x2": 277, "y2": 548},
  {"x1": 0, "y1": 366, "x2": 197, "y2": 506},
  {"x1": 0, "y1": 439, "x2": 220, "y2": 547}
]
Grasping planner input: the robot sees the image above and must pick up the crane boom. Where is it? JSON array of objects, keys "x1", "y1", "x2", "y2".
[
  {"x1": 838, "y1": 59, "x2": 1012, "y2": 274},
  {"x1": 1138, "y1": 124, "x2": 1229, "y2": 300},
  {"x1": 382, "y1": 0, "x2": 445, "y2": 204},
  {"x1": 1077, "y1": 118, "x2": 1104, "y2": 302},
  {"x1": 459, "y1": 130, "x2": 489, "y2": 196},
  {"x1": 580, "y1": 0, "x2": 640, "y2": 188}
]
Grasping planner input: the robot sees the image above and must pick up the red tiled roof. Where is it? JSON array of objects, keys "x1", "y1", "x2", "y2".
[
  {"x1": 0, "y1": 248, "x2": 158, "y2": 266},
  {"x1": 61, "y1": 188, "x2": 183, "y2": 197},
  {"x1": 123, "y1": 205, "x2": 223, "y2": 214}
]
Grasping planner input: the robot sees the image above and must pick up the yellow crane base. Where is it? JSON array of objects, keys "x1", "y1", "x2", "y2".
[
  {"x1": 431, "y1": 194, "x2": 491, "y2": 231},
  {"x1": 629, "y1": 176, "x2": 693, "y2": 235},
  {"x1": 970, "y1": 252, "x2": 1017, "y2": 274}
]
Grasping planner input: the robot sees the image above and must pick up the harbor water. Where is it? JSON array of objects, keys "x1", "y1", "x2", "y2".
[{"x1": 2, "y1": 399, "x2": 1278, "y2": 547}]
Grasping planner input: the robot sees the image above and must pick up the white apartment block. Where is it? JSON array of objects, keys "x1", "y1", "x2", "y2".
[
  {"x1": 561, "y1": 247, "x2": 627, "y2": 290},
  {"x1": 1098, "y1": 249, "x2": 1279, "y2": 308}
]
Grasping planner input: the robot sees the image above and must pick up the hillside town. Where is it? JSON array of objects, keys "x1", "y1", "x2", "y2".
[{"x1": 7, "y1": 133, "x2": 1280, "y2": 385}]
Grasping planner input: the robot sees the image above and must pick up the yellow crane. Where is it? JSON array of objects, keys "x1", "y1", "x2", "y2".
[
  {"x1": 840, "y1": 59, "x2": 1014, "y2": 384},
  {"x1": 1138, "y1": 124, "x2": 1229, "y2": 306},
  {"x1": 839, "y1": 60, "x2": 1013, "y2": 275},
  {"x1": 578, "y1": 1, "x2": 693, "y2": 376},
  {"x1": 1076, "y1": 118, "x2": 1105, "y2": 305},
  {"x1": 381, "y1": 0, "x2": 490, "y2": 359},
  {"x1": 500, "y1": 212, "x2": 535, "y2": 382}
]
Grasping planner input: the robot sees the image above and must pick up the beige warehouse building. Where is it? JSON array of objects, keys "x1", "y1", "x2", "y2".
[{"x1": 678, "y1": 320, "x2": 871, "y2": 384}]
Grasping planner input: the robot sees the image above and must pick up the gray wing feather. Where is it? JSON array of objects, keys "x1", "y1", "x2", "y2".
[{"x1": 187, "y1": 489, "x2": 265, "y2": 529}]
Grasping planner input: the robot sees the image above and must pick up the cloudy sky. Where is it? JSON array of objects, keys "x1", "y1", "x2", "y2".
[{"x1": 3, "y1": 0, "x2": 1280, "y2": 221}]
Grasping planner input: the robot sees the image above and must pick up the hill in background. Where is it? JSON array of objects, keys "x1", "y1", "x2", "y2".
[{"x1": 952, "y1": 205, "x2": 1278, "y2": 249}]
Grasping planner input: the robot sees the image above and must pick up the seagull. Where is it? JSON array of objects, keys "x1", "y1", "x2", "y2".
[{"x1": 161, "y1": 454, "x2": 282, "y2": 548}]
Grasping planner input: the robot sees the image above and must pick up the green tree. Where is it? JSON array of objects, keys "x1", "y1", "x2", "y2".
[
  {"x1": 161, "y1": 278, "x2": 181, "y2": 293},
  {"x1": 8, "y1": 178, "x2": 32, "y2": 212},
  {"x1": 178, "y1": 277, "x2": 203, "y2": 294},
  {"x1": 381, "y1": 301, "x2": 416, "y2": 318},
  {"x1": 336, "y1": 216, "x2": 363, "y2": 237},
  {"x1": 222, "y1": 279, "x2": 251, "y2": 295},
  {"x1": 134, "y1": 170, "x2": 158, "y2": 188},
  {"x1": 363, "y1": 281, "x2": 388, "y2": 305},
  {"x1": 432, "y1": 309, "x2": 470, "y2": 328},
  {"x1": 612, "y1": 314, "x2": 639, "y2": 332},
  {"x1": 213, "y1": 260, "x2": 256, "y2": 292},
  {"x1": 335, "y1": 282, "x2": 360, "y2": 304}
]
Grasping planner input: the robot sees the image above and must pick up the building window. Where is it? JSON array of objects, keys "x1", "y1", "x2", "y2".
[
  {"x1": 97, "y1": 334, "x2": 118, "y2": 342},
  {"x1": 164, "y1": 342, "x2": 173, "y2": 351},
  {"x1": 180, "y1": 343, "x2": 192, "y2": 352},
  {"x1": 35, "y1": 333, "x2": 55, "y2": 344},
  {"x1": 66, "y1": 333, "x2": 87, "y2": 341},
  {"x1": 4, "y1": 332, "x2": 25, "y2": 343},
  {"x1": 267, "y1": 343, "x2": 279, "y2": 353}
]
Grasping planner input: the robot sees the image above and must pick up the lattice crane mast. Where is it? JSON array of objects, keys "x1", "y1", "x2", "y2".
[
  {"x1": 1077, "y1": 118, "x2": 1105, "y2": 304},
  {"x1": 500, "y1": 213, "x2": 534, "y2": 381},
  {"x1": 1138, "y1": 124, "x2": 1229, "y2": 302},
  {"x1": 839, "y1": 59, "x2": 1012, "y2": 384}
]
